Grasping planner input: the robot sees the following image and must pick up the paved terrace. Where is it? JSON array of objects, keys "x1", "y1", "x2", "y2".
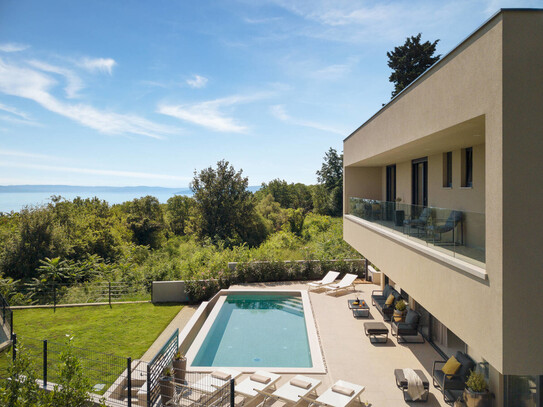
[{"x1": 227, "y1": 281, "x2": 449, "y2": 407}]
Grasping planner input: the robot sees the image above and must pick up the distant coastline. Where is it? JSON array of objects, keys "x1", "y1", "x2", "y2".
[{"x1": 0, "y1": 185, "x2": 260, "y2": 213}]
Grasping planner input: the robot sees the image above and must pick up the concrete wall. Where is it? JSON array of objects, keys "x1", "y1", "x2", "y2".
[
  {"x1": 152, "y1": 281, "x2": 189, "y2": 303},
  {"x1": 344, "y1": 12, "x2": 505, "y2": 374}
]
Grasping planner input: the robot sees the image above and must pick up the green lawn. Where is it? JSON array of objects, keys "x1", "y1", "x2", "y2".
[
  {"x1": 0, "y1": 303, "x2": 183, "y2": 391},
  {"x1": 13, "y1": 302, "x2": 182, "y2": 358}
]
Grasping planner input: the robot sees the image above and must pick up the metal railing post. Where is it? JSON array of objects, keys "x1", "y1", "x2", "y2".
[
  {"x1": 230, "y1": 378, "x2": 235, "y2": 407},
  {"x1": 53, "y1": 283, "x2": 56, "y2": 313},
  {"x1": 127, "y1": 357, "x2": 132, "y2": 407},
  {"x1": 43, "y1": 340, "x2": 48, "y2": 389},
  {"x1": 147, "y1": 363, "x2": 151, "y2": 407},
  {"x1": 109, "y1": 281, "x2": 112, "y2": 308},
  {"x1": 10, "y1": 311, "x2": 13, "y2": 339},
  {"x1": 12, "y1": 333, "x2": 16, "y2": 362}
]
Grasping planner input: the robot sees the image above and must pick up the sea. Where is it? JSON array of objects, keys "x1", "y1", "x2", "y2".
[{"x1": 0, "y1": 185, "x2": 260, "y2": 213}]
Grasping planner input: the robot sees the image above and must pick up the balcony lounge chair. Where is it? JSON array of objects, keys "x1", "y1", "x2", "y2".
[
  {"x1": 427, "y1": 210, "x2": 463, "y2": 245},
  {"x1": 300, "y1": 380, "x2": 365, "y2": 407},
  {"x1": 307, "y1": 271, "x2": 340, "y2": 291},
  {"x1": 235, "y1": 371, "x2": 281, "y2": 406},
  {"x1": 256, "y1": 375, "x2": 321, "y2": 407},
  {"x1": 403, "y1": 207, "x2": 431, "y2": 236},
  {"x1": 371, "y1": 284, "x2": 402, "y2": 321},
  {"x1": 391, "y1": 309, "x2": 425, "y2": 343},
  {"x1": 432, "y1": 351, "x2": 475, "y2": 404},
  {"x1": 324, "y1": 273, "x2": 358, "y2": 296}
]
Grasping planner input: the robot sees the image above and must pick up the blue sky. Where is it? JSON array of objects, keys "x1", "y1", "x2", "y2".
[{"x1": 0, "y1": 0, "x2": 538, "y2": 187}]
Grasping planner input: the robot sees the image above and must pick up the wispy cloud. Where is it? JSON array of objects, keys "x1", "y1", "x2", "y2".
[
  {"x1": 0, "y1": 43, "x2": 29, "y2": 53},
  {"x1": 186, "y1": 74, "x2": 208, "y2": 88},
  {"x1": 0, "y1": 58, "x2": 177, "y2": 139},
  {"x1": 0, "y1": 161, "x2": 190, "y2": 182},
  {"x1": 28, "y1": 60, "x2": 84, "y2": 98},
  {"x1": 270, "y1": 104, "x2": 345, "y2": 135},
  {"x1": 78, "y1": 57, "x2": 117, "y2": 75},
  {"x1": 158, "y1": 92, "x2": 272, "y2": 133},
  {"x1": 0, "y1": 102, "x2": 31, "y2": 119},
  {"x1": 0, "y1": 148, "x2": 54, "y2": 160},
  {"x1": 0, "y1": 115, "x2": 42, "y2": 127}
]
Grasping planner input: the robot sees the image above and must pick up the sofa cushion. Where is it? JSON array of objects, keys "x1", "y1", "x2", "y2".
[
  {"x1": 441, "y1": 356, "x2": 461, "y2": 377},
  {"x1": 385, "y1": 294, "x2": 395, "y2": 306},
  {"x1": 455, "y1": 352, "x2": 475, "y2": 380},
  {"x1": 405, "y1": 310, "x2": 420, "y2": 326},
  {"x1": 383, "y1": 284, "x2": 392, "y2": 298}
]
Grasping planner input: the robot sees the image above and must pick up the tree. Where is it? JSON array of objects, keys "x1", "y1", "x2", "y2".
[
  {"x1": 166, "y1": 195, "x2": 193, "y2": 236},
  {"x1": 387, "y1": 33, "x2": 440, "y2": 97},
  {"x1": 256, "y1": 179, "x2": 293, "y2": 209},
  {"x1": 0, "y1": 344, "x2": 42, "y2": 407},
  {"x1": 190, "y1": 160, "x2": 267, "y2": 247},
  {"x1": 124, "y1": 196, "x2": 165, "y2": 248},
  {"x1": 316, "y1": 148, "x2": 343, "y2": 216}
]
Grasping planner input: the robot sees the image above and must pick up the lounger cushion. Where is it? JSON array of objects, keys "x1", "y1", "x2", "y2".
[
  {"x1": 290, "y1": 378, "x2": 311, "y2": 389},
  {"x1": 211, "y1": 371, "x2": 231, "y2": 380},
  {"x1": 441, "y1": 356, "x2": 461, "y2": 377},
  {"x1": 331, "y1": 385, "x2": 354, "y2": 396},
  {"x1": 385, "y1": 294, "x2": 395, "y2": 306},
  {"x1": 250, "y1": 374, "x2": 271, "y2": 384}
]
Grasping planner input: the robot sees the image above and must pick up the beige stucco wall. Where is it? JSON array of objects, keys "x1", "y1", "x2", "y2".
[
  {"x1": 501, "y1": 11, "x2": 543, "y2": 375},
  {"x1": 344, "y1": 13, "x2": 506, "y2": 374}
]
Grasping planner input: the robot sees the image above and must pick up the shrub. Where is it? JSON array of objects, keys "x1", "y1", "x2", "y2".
[
  {"x1": 184, "y1": 270, "x2": 221, "y2": 303},
  {"x1": 465, "y1": 370, "x2": 487, "y2": 393}
]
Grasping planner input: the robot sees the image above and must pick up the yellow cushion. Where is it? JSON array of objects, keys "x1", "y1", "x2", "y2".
[
  {"x1": 441, "y1": 356, "x2": 461, "y2": 377},
  {"x1": 385, "y1": 294, "x2": 395, "y2": 306}
]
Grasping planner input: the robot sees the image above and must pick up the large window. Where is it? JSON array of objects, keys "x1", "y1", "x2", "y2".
[
  {"x1": 462, "y1": 147, "x2": 473, "y2": 187},
  {"x1": 443, "y1": 151, "x2": 452, "y2": 188}
]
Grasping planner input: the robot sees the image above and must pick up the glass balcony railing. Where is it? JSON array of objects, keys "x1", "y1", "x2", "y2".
[{"x1": 347, "y1": 197, "x2": 485, "y2": 266}]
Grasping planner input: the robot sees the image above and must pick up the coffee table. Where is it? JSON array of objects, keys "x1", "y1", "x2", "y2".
[
  {"x1": 394, "y1": 369, "x2": 429, "y2": 402},
  {"x1": 348, "y1": 299, "x2": 370, "y2": 318},
  {"x1": 364, "y1": 322, "x2": 389, "y2": 343}
]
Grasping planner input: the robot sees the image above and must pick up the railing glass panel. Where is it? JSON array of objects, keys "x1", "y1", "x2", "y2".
[{"x1": 348, "y1": 198, "x2": 485, "y2": 266}]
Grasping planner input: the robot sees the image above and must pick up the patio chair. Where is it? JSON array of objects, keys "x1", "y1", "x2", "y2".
[
  {"x1": 432, "y1": 351, "x2": 475, "y2": 404},
  {"x1": 255, "y1": 375, "x2": 321, "y2": 407},
  {"x1": 300, "y1": 380, "x2": 365, "y2": 407},
  {"x1": 403, "y1": 207, "x2": 431, "y2": 236},
  {"x1": 324, "y1": 273, "x2": 358, "y2": 296},
  {"x1": 427, "y1": 210, "x2": 463, "y2": 245},
  {"x1": 307, "y1": 271, "x2": 340, "y2": 291},
  {"x1": 391, "y1": 309, "x2": 425, "y2": 343},
  {"x1": 234, "y1": 371, "x2": 281, "y2": 406},
  {"x1": 177, "y1": 368, "x2": 242, "y2": 405}
]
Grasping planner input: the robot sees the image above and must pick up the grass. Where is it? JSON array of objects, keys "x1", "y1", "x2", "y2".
[{"x1": 0, "y1": 303, "x2": 183, "y2": 392}]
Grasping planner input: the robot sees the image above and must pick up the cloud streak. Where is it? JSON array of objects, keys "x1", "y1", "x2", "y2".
[
  {"x1": 270, "y1": 104, "x2": 345, "y2": 135},
  {"x1": 78, "y1": 57, "x2": 116, "y2": 74},
  {"x1": 0, "y1": 58, "x2": 177, "y2": 139},
  {"x1": 0, "y1": 102, "x2": 31, "y2": 119},
  {"x1": 28, "y1": 60, "x2": 84, "y2": 98},
  {"x1": 0, "y1": 161, "x2": 190, "y2": 182},
  {"x1": 0, "y1": 43, "x2": 29, "y2": 52},
  {"x1": 186, "y1": 74, "x2": 208, "y2": 88},
  {"x1": 0, "y1": 148, "x2": 54, "y2": 160},
  {"x1": 158, "y1": 92, "x2": 273, "y2": 133}
]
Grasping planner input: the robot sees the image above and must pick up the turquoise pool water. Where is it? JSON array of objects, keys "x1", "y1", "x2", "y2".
[{"x1": 192, "y1": 294, "x2": 312, "y2": 367}]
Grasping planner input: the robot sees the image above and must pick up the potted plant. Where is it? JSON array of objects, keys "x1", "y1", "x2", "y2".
[
  {"x1": 464, "y1": 370, "x2": 490, "y2": 407},
  {"x1": 393, "y1": 299, "x2": 407, "y2": 322},
  {"x1": 172, "y1": 351, "x2": 187, "y2": 383},
  {"x1": 160, "y1": 367, "x2": 175, "y2": 404}
]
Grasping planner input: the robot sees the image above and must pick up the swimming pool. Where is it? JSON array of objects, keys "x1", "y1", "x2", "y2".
[{"x1": 184, "y1": 290, "x2": 325, "y2": 373}]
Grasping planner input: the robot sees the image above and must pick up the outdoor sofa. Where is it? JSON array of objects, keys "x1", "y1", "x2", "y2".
[
  {"x1": 432, "y1": 351, "x2": 476, "y2": 404},
  {"x1": 371, "y1": 284, "x2": 402, "y2": 321},
  {"x1": 391, "y1": 309, "x2": 424, "y2": 343}
]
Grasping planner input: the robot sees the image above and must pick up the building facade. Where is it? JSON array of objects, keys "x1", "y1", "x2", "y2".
[{"x1": 343, "y1": 9, "x2": 543, "y2": 406}]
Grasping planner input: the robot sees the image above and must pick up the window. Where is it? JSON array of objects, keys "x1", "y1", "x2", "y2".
[
  {"x1": 461, "y1": 147, "x2": 473, "y2": 187},
  {"x1": 443, "y1": 151, "x2": 452, "y2": 188}
]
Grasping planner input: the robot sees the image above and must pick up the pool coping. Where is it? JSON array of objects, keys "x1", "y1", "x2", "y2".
[{"x1": 182, "y1": 289, "x2": 326, "y2": 374}]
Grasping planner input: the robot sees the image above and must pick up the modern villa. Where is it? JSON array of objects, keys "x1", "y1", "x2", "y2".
[{"x1": 343, "y1": 9, "x2": 543, "y2": 407}]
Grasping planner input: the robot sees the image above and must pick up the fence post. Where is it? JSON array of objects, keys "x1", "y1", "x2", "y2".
[
  {"x1": 10, "y1": 311, "x2": 13, "y2": 339},
  {"x1": 230, "y1": 378, "x2": 235, "y2": 407},
  {"x1": 53, "y1": 283, "x2": 56, "y2": 313},
  {"x1": 12, "y1": 333, "x2": 16, "y2": 361},
  {"x1": 109, "y1": 281, "x2": 112, "y2": 308},
  {"x1": 43, "y1": 340, "x2": 48, "y2": 389},
  {"x1": 147, "y1": 363, "x2": 151, "y2": 407},
  {"x1": 127, "y1": 357, "x2": 132, "y2": 407}
]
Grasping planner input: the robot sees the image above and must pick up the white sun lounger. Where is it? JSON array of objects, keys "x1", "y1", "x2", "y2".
[
  {"x1": 235, "y1": 371, "x2": 281, "y2": 405},
  {"x1": 256, "y1": 375, "x2": 321, "y2": 406},
  {"x1": 324, "y1": 273, "x2": 358, "y2": 295},
  {"x1": 307, "y1": 271, "x2": 340, "y2": 291},
  {"x1": 301, "y1": 380, "x2": 365, "y2": 407},
  {"x1": 177, "y1": 368, "x2": 242, "y2": 404}
]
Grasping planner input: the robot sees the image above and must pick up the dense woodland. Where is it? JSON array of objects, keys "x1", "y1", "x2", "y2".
[{"x1": 0, "y1": 149, "x2": 360, "y2": 303}]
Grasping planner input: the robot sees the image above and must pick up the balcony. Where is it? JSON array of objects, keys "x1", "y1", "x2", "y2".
[{"x1": 347, "y1": 198, "x2": 485, "y2": 268}]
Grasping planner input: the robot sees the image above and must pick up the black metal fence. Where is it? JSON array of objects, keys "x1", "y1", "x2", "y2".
[
  {"x1": 12, "y1": 281, "x2": 149, "y2": 309},
  {"x1": 9, "y1": 331, "x2": 234, "y2": 407}
]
